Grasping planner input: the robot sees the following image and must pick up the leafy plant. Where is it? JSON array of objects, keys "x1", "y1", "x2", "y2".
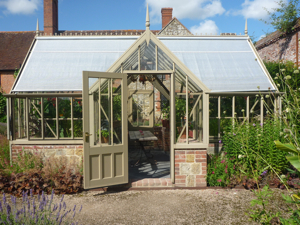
[
  {"x1": 247, "y1": 185, "x2": 281, "y2": 224},
  {"x1": 101, "y1": 129, "x2": 109, "y2": 138},
  {"x1": 222, "y1": 118, "x2": 289, "y2": 176},
  {"x1": 262, "y1": 0, "x2": 300, "y2": 33}
]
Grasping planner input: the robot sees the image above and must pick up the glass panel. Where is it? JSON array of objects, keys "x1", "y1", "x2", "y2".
[
  {"x1": 43, "y1": 97, "x2": 57, "y2": 138},
  {"x1": 221, "y1": 96, "x2": 232, "y2": 117},
  {"x1": 73, "y1": 97, "x2": 83, "y2": 138},
  {"x1": 140, "y1": 40, "x2": 156, "y2": 70},
  {"x1": 209, "y1": 118, "x2": 218, "y2": 137},
  {"x1": 249, "y1": 96, "x2": 260, "y2": 118},
  {"x1": 209, "y1": 97, "x2": 218, "y2": 118},
  {"x1": 175, "y1": 94, "x2": 187, "y2": 143},
  {"x1": 73, "y1": 120, "x2": 83, "y2": 138},
  {"x1": 123, "y1": 48, "x2": 138, "y2": 71},
  {"x1": 113, "y1": 78, "x2": 122, "y2": 144},
  {"x1": 29, "y1": 98, "x2": 42, "y2": 138},
  {"x1": 235, "y1": 96, "x2": 246, "y2": 117},
  {"x1": 157, "y1": 46, "x2": 173, "y2": 70},
  {"x1": 58, "y1": 97, "x2": 71, "y2": 138},
  {"x1": 45, "y1": 120, "x2": 56, "y2": 138},
  {"x1": 188, "y1": 94, "x2": 203, "y2": 143},
  {"x1": 15, "y1": 98, "x2": 27, "y2": 139}
]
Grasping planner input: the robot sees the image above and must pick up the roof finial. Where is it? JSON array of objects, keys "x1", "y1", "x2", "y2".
[
  {"x1": 36, "y1": 18, "x2": 39, "y2": 35},
  {"x1": 245, "y1": 18, "x2": 248, "y2": 35},
  {"x1": 146, "y1": 3, "x2": 150, "y2": 30}
]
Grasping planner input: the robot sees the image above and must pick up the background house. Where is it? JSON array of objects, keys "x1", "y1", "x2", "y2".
[{"x1": 0, "y1": 31, "x2": 35, "y2": 94}]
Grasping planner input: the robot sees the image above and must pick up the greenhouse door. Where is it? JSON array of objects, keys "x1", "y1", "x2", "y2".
[{"x1": 82, "y1": 71, "x2": 128, "y2": 189}]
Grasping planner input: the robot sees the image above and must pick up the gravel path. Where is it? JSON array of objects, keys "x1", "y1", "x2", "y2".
[{"x1": 56, "y1": 189, "x2": 278, "y2": 225}]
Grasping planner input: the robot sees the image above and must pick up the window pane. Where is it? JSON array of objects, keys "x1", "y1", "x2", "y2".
[
  {"x1": 188, "y1": 94, "x2": 203, "y2": 143},
  {"x1": 113, "y1": 79, "x2": 122, "y2": 144},
  {"x1": 29, "y1": 98, "x2": 42, "y2": 138},
  {"x1": 175, "y1": 94, "x2": 187, "y2": 143}
]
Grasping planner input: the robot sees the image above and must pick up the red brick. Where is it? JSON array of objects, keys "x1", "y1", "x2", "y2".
[
  {"x1": 196, "y1": 175, "x2": 206, "y2": 179},
  {"x1": 175, "y1": 159, "x2": 185, "y2": 163},
  {"x1": 175, "y1": 175, "x2": 186, "y2": 179}
]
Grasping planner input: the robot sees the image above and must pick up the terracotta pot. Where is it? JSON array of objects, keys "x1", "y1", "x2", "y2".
[
  {"x1": 101, "y1": 136, "x2": 109, "y2": 143},
  {"x1": 188, "y1": 130, "x2": 193, "y2": 138}
]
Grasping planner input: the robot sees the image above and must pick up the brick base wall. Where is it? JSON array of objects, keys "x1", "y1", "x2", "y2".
[
  {"x1": 175, "y1": 149, "x2": 207, "y2": 187},
  {"x1": 11, "y1": 145, "x2": 83, "y2": 164}
]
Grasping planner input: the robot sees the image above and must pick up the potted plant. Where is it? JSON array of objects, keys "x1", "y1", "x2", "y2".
[{"x1": 101, "y1": 129, "x2": 109, "y2": 143}]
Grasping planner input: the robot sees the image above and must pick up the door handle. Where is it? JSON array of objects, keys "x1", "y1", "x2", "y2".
[{"x1": 85, "y1": 132, "x2": 92, "y2": 143}]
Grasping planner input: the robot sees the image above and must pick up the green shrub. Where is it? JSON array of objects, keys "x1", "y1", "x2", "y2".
[{"x1": 222, "y1": 118, "x2": 289, "y2": 175}]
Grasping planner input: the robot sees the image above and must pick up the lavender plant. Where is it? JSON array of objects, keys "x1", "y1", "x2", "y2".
[{"x1": 0, "y1": 189, "x2": 82, "y2": 224}]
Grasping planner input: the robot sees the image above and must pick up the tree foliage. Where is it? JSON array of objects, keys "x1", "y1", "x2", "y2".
[{"x1": 264, "y1": 0, "x2": 300, "y2": 33}]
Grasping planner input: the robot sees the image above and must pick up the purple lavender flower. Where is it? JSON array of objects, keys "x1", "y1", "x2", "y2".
[
  {"x1": 27, "y1": 199, "x2": 30, "y2": 211},
  {"x1": 253, "y1": 123, "x2": 256, "y2": 127},
  {"x1": 0, "y1": 201, "x2": 3, "y2": 212},
  {"x1": 56, "y1": 212, "x2": 60, "y2": 221},
  {"x1": 219, "y1": 140, "x2": 222, "y2": 143},
  {"x1": 6, "y1": 204, "x2": 11, "y2": 215},
  {"x1": 260, "y1": 123, "x2": 263, "y2": 127},
  {"x1": 73, "y1": 211, "x2": 76, "y2": 218},
  {"x1": 37, "y1": 193, "x2": 40, "y2": 202},
  {"x1": 60, "y1": 194, "x2": 64, "y2": 202},
  {"x1": 73, "y1": 205, "x2": 76, "y2": 212},
  {"x1": 261, "y1": 170, "x2": 268, "y2": 176},
  {"x1": 79, "y1": 205, "x2": 82, "y2": 213},
  {"x1": 30, "y1": 189, "x2": 33, "y2": 198},
  {"x1": 233, "y1": 133, "x2": 236, "y2": 136},
  {"x1": 59, "y1": 203, "x2": 62, "y2": 212},
  {"x1": 63, "y1": 202, "x2": 66, "y2": 211},
  {"x1": 3, "y1": 193, "x2": 6, "y2": 205}
]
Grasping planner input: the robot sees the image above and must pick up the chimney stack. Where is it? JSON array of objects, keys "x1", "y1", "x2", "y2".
[
  {"x1": 44, "y1": 0, "x2": 58, "y2": 35},
  {"x1": 161, "y1": 8, "x2": 173, "y2": 28}
]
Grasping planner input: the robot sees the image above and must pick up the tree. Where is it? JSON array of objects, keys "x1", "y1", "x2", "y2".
[{"x1": 263, "y1": 0, "x2": 300, "y2": 33}]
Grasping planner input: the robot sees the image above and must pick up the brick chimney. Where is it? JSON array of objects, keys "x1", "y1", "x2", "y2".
[
  {"x1": 44, "y1": 0, "x2": 58, "y2": 35},
  {"x1": 161, "y1": 8, "x2": 173, "y2": 29}
]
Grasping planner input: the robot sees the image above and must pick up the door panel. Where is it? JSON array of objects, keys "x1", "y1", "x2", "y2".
[{"x1": 83, "y1": 71, "x2": 128, "y2": 189}]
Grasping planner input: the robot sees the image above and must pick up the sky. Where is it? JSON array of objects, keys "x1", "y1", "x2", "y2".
[{"x1": 0, "y1": 0, "x2": 295, "y2": 41}]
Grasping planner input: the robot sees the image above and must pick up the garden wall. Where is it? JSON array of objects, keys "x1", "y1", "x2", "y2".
[
  {"x1": 11, "y1": 144, "x2": 83, "y2": 164},
  {"x1": 175, "y1": 149, "x2": 207, "y2": 187},
  {"x1": 256, "y1": 30, "x2": 300, "y2": 63}
]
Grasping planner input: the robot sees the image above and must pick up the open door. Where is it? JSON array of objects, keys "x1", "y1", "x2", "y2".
[{"x1": 83, "y1": 71, "x2": 128, "y2": 189}]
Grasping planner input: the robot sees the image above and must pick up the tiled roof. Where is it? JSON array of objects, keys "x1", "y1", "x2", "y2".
[
  {"x1": 57, "y1": 30, "x2": 160, "y2": 36},
  {"x1": 0, "y1": 31, "x2": 36, "y2": 70},
  {"x1": 255, "y1": 18, "x2": 300, "y2": 50}
]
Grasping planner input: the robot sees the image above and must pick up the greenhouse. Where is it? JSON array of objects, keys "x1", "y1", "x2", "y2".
[{"x1": 5, "y1": 7, "x2": 280, "y2": 189}]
